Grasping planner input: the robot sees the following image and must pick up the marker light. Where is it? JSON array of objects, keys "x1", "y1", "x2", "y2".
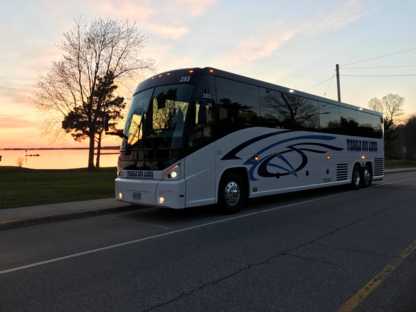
[
  {"x1": 289, "y1": 89, "x2": 294, "y2": 93},
  {"x1": 151, "y1": 77, "x2": 155, "y2": 80},
  {"x1": 326, "y1": 156, "x2": 330, "y2": 160},
  {"x1": 361, "y1": 156, "x2": 365, "y2": 159},
  {"x1": 209, "y1": 69, "x2": 214, "y2": 73},
  {"x1": 159, "y1": 197, "x2": 164, "y2": 204},
  {"x1": 159, "y1": 74, "x2": 162, "y2": 77},
  {"x1": 167, "y1": 73, "x2": 171, "y2": 75},
  {"x1": 189, "y1": 70, "x2": 194, "y2": 73},
  {"x1": 253, "y1": 156, "x2": 259, "y2": 161},
  {"x1": 117, "y1": 165, "x2": 124, "y2": 178},
  {"x1": 118, "y1": 192, "x2": 123, "y2": 199}
]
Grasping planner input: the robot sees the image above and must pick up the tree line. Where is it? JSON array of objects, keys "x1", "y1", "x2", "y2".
[{"x1": 368, "y1": 94, "x2": 416, "y2": 160}]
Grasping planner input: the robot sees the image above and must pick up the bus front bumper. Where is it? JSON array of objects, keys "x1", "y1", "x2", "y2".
[{"x1": 115, "y1": 178, "x2": 186, "y2": 209}]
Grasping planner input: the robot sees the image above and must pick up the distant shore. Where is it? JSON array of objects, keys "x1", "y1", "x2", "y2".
[{"x1": 1, "y1": 146, "x2": 120, "y2": 151}]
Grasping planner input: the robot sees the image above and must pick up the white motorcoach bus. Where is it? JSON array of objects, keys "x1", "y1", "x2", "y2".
[{"x1": 115, "y1": 67, "x2": 384, "y2": 213}]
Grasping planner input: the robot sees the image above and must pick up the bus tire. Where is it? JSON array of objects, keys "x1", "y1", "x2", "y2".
[
  {"x1": 361, "y1": 164, "x2": 372, "y2": 188},
  {"x1": 218, "y1": 172, "x2": 246, "y2": 214},
  {"x1": 350, "y1": 165, "x2": 362, "y2": 190}
]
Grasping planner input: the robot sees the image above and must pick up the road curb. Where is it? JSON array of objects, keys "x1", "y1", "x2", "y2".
[
  {"x1": 385, "y1": 168, "x2": 416, "y2": 174},
  {"x1": 0, "y1": 205, "x2": 138, "y2": 231}
]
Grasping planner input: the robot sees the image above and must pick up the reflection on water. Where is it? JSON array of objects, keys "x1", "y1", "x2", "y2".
[{"x1": 0, "y1": 149, "x2": 119, "y2": 169}]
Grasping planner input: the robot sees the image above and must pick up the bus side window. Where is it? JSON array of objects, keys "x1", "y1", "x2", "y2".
[
  {"x1": 339, "y1": 107, "x2": 359, "y2": 136},
  {"x1": 372, "y1": 115, "x2": 383, "y2": 138},
  {"x1": 319, "y1": 102, "x2": 340, "y2": 133},
  {"x1": 357, "y1": 111, "x2": 374, "y2": 138},
  {"x1": 216, "y1": 78, "x2": 260, "y2": 137},
  {"x1": 259, "y1": 89, "x2": 319, "y2": 131},
  {"x1": 189, "y1": 101, "x2": 213, "y2": 148}
]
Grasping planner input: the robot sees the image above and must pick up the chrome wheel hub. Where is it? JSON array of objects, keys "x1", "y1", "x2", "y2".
[
  {"x1": 224, "y1": 181, "x2": 240, "y2": 206},
  {"x1": 354, "y1": 170, "x2": 361, "y2": 186},
  {"x1": 363, "y1": 169, "x2": 371, "y2": 184}
]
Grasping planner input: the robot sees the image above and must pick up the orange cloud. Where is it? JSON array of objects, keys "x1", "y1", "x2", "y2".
[{"x1": 0, "y1": 114, "x2": 39, "y2": 128}]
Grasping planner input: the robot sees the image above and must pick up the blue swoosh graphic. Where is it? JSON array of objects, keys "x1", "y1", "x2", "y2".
[{"x1": 233, "y1": 135, "x2": 344, "y2": 181}]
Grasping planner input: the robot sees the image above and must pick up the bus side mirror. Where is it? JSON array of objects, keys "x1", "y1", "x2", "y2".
[
  {"x1": 104, "y1": 114, "x2": 109, "y2": 131},
  {"x1": 198, "y1": 103, "x2": 208, "y2": 124}
]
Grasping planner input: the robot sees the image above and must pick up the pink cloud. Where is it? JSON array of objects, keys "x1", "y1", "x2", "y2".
[
  {"x1": 214, "y1": 31, "x2": 294, "y2": 70},
  {"x1": 302, "y1": 0, "x2": 371, "y2": 33},
  {"x1": 147, "y1": 23, "x2": 188, "y2": 39},
  {"x1": 99, "y1": 1, "x2": 154, "y2": 20},
  {"x1": 175, "y1": 0, "x2": 216, "y2": 16},
  {"x1": 0, "y1": 85, "x2": 31, "y2": 106}
]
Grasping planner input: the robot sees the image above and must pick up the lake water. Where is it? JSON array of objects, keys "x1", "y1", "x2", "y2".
[{"x1": 0, "y1": 149, "x2": 119, "y2": 169}]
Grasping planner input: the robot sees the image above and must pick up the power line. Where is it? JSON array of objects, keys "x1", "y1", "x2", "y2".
[
  {"x1": 324, "y1": 70, "x2": 336, "y2": 96},
  {"x1": 342, "y1": 65, "x2": 416, "y2": 69},
  {"x1": 342, "y1": 74, "x2": 416, "y2": 77},
  {"x1": 340, "y1": 48, "x2": 416, "y2": 67},
  {"x1": 304, "y1": 76, "x2": 333, "y2": 92}
]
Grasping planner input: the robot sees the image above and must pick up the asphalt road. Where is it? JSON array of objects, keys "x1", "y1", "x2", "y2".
[{"x1": 1, "y1": 171, "x2": 416, "y2": 312}]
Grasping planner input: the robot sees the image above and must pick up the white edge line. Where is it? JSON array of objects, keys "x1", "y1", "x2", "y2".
[{"x1": 2, "y1": 175, "x2": 416, "y2": 275}]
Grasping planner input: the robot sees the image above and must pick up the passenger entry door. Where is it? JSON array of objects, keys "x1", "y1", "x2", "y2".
[{"x1": 185, "y1": 100, "x2": 217, "y2": 207}]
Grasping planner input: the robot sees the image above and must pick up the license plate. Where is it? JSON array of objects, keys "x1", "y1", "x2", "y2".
[{"x1": 133, "y1": 192, "x2": 141, "y2": 200}]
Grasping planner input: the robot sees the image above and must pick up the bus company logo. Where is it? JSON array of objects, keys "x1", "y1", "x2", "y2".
[
  {"x1": 347, "y1": 139, "x2": 377, "y2": 152},
  {"x1": 221, "y1": 132, "x2": 343, "y2": 181}
]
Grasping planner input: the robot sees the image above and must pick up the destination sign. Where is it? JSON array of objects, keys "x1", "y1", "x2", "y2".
[{"x1": 127, "y1": 170, "x2": 154, "y2": 178}]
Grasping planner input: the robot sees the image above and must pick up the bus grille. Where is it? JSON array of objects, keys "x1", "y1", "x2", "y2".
[
  {"x1": 337, "y1": 164, "x2": 348, "y2": 181},
  {"x1": 374, "y1": 158, "x2": 384, "y2": 176}
]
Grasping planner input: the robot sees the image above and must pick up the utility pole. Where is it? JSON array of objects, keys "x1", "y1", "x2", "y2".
[{"x1": 336, "y1": 64, "x2": 341, "y2": 102}]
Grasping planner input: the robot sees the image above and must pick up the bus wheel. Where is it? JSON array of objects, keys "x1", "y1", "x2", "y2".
[
  {"x1": 218, "y1": 172, "x2": 246, "y2": 214},
  {"x1": 351, "y1": 165, "x2": 362, "y2": 190},
  {"x1": 361, "y1": 164, "x2": 372, "y2": 188}
]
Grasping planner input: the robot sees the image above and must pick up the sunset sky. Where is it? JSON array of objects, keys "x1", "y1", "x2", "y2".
[{"x1": 1, "y1": 0, "x2": 415, "y2": 149}]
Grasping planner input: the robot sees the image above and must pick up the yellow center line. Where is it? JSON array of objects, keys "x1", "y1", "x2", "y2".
[{"x1": 337, "y1": 240, "x2": 416, "y2": 312}]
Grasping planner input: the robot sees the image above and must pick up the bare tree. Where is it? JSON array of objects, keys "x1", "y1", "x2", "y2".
[
  {"x1": 382, "y1": 94, "x2": 405, "y2": 123},
  {"x1": 368, "y1": 97, "x2": 383, "y2": 113},
  {"x1": 368, "y1": 94, "x2": 405, "y2": 123},
  {"x1": 368, "y1": 94, "x2": 405, "y2": 159},
  {"x1": 30, "y1": 16, "x2": 156, "y2": 168}
]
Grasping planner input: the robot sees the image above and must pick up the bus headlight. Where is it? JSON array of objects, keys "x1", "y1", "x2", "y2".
[{"x1": 162, "y1": 164, "x2": 180, "y2": 180}]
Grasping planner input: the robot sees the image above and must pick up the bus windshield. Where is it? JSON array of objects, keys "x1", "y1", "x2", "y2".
[{"x1": 122, "y1": 84, "x2": 194, "y2": 152}]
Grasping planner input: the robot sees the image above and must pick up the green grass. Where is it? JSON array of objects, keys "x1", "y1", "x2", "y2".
[
  {"x1": 0, "y1": 167, "x2": 117, "y2": 209},
  {"x1": 385, "y1": 160, "x2": 416, "y2": 170}
]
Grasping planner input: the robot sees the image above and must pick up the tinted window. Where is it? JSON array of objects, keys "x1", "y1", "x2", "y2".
[
  {"x1": 194, "y1": 75, "x2": 216, "y2": 101},
  {"x1": 188, "y1": 101, "x2": 214, "y2": 149},
  {"x1": 357, "y1": 111, "x2": 376, "y2": 138},
  {"x1": 319, "y1": 102, "x2": 340, "y2": 132},
  {"x1": 259, "y1": 89, "x2": 319, "y2": 130},
  {"x1": 372, "y1": 115, "x2": 383, "y2": 138},
  {"x1": 216, "y1": 78, "x2": 261, "y2": 137},
  {"x1": 339, "y1": 107, "x2": 359, "y2": 136}
]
